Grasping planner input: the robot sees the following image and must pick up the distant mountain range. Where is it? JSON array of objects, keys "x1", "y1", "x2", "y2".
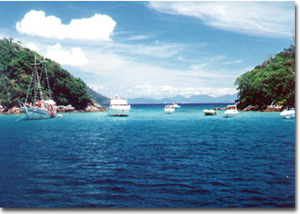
[{"x1": 128, "y1": 94, "x2": 237, "y2": 104}]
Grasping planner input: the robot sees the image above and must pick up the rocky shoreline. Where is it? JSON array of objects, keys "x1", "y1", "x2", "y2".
[
  {"x1": 213, "y1": 104, "x2": 283, "y2": 112},
  {"x1": 0, "y1": 103, "x2": 107, "y2": 115},
  {"x1": 0, "y1": 103, "x2": 284, "y2": 115}
]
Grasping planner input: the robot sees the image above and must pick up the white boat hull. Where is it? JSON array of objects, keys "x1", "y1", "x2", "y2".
[
  {"x1": 224, "y1": 109, "x2": 239, "y2": 117},
  {"x1": 280, "y1": 109, "x2": 295, "y2": 119},
  {"x1": 203, "y1": 109, "x2": 216, "y2": 115},
  {"x1": 22, "y1": 104, "x2": 56, "y2": 119},
  {"x1": 164, "y1": 104, "x2": 175, "y2": 113},
  {"x1": 164, "y1": 109, "x2": 175, "y2": 113},
  {"x1": 108, "y1": 108, "x2": 130, "y2": 117},
  {"x1": 108, "y1": 96, "x2": 130, "y2": 117}
]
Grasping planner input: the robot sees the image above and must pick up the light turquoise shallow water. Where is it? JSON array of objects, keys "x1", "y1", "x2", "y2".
[{"x1": 0, "y1": 104, "x2": 295, "y2": 207}]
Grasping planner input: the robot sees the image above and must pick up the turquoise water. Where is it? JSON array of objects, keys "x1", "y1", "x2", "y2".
[{"x1": 0, "y1": 104, "x2": 295, "y2": 207}]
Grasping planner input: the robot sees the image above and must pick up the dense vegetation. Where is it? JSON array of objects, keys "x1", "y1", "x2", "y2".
[
  {"x1": 0, "y1": 38, "x2": 107, "y2": 110},
  {"x1": 235, "y1": 44, "x2": 295, "y2": 110}
]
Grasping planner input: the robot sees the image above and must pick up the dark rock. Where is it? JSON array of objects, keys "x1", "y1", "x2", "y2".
[
  {"x1": 85, "y1": 103, "x2": 107, "y2": 112},
  {"x1": 7, "y1": 106, "x2": 23, "y2": 114},
  {"x1": 57, "y1": 105, "x2": 75, "y2": 112},
  {"x1": 243, "y1": 105, "x2": 259, "y2": 111},
  {"x1": 263, "y1": 105, "x2": 283, "y2": 112}
]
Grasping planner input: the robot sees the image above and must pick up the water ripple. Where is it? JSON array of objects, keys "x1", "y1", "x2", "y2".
[{"x1": 0, "y1": 104, "x2": 295, "y2": 207}]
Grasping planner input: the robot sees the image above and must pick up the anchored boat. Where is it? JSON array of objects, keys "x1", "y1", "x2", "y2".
[
  {"x1": 224, "y1": 104, "x2": 239, "y2": 117},
  {"x1": 164, "y1": 105, "x2": 175, "y2": 113},
  {"x1": 280, "y1": 108, "x2": 295, "y2": 119},
  {"x1": 203, "y1": 109, "x2": 216, "y2": 115},
  {"x1": 108, "y1": 95, "x2": 131, "y2": 117},
  {"x1": 21, "y1": 57, "x2": 57, "y2": 119},
  {"x1": 164, "y1": 103, "x2": 180, "y2": 113}
]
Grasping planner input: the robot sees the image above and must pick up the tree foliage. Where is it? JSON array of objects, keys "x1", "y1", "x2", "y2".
[
  {"x1": 0, "y1": 38, "x2": 102, "y2": 109},
  {"x1": 235, "y1": 44, "x2": 295, "y2": 109}
]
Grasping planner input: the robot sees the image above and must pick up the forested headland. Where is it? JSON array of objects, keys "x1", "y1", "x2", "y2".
[
  {"x1": 0, "y1": 37, "x2": 295, "y2": 112},
  {"x1": 235, "y1": 44, "x2": 295, "y2": 110},
  {"x1": 0, "y1": 38, "x2": 108, "y2": 111}
]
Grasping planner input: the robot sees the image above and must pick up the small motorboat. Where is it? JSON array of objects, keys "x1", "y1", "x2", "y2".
[
  {"x1": 224, "y1": 105, "x2": 239, "y2": 117},
  {"x1": 280, "y1": 108, "x2": 295, "y2": 119},
  {"x1": 164, "y1": 103, "x2": 180, "y2": 113},
  {"x1": 173, "y1": 103, "x2": 181, "y2": 108},
  {"x1": 164, "y1": 104, "x2": 175, "y2": 113},
  {"x1": 203, "y1": 109, "x2": 216, "y2": 116}
]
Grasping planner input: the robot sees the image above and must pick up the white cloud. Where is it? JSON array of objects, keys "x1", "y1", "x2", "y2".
[
  {"x1": 124, "y1": 34, "x2": 153, "y2": 41},
  {"x1": 190, "y1": 63, "x2": 209, "y2": 70},
  {"x1": 130, "y1": 84, "x2": 237, "y2": 98},
  {"x1": 102, "y1": 41, "x2": 184, "y2": 60},
  {"x1": 81, "y1": 48, "x2": 230, "y2": 82},
  {"x1": 88, "y1": 84, "x2": 108, "y2": 92},
  {"x1": 125, "y1": 43, "x2": 182, "y2": 59},
  {"x1": 149, "y1": 2, "x2": 294, "y2": 38},
  {"x1": 223, "y1": 59, "x2": 243, "y2": 65},
  {"x1": 23, "y1": 42, "x2": 39, "y2": 52},
  {"x1": 46, "y1": 43, "x2": 88, "y2": 66},
  {"x1": 77, "y1": 46, "x2": 239, "y2": 99},
  {"x1": 16, "y1": 10, "x2": 116, "y2": 41}
]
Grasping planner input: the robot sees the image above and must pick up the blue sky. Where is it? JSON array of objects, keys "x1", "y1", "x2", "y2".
[{"x1": 0, "y1": 1, "x2": 295, "y2": 99}]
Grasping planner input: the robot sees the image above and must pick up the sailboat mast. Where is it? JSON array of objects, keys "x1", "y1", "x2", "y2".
[
  {"x1": 33, "y1": 60, "x2": 36, "y2": 104},
  {"x1": 31, "y1": 57, "x2": 40, "y2": 104},
  {"x1": 41, "y1": 56, "x2": 52, "y2": 99}
]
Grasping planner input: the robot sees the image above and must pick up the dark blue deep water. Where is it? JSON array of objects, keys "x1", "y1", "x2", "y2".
[{"x1": 0, "y1": 104, "x2": 295, "y2": 208}]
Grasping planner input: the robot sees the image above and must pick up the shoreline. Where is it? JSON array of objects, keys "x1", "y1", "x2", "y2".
[
  {"x1": 0, "y1": 103, "x2": 285, "y2": 115},
  {"x1": 214, "y1": 104, "x2": 283, "y2": 112},
  {"x1": 0, "y1": 104, "x2": 108, "y2": 115},
  {"x1": 0, "y1": 109, "x2": 108, "y2": 115}
]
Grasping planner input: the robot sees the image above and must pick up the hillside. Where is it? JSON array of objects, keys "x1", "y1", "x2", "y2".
[
  {"x1": 235, "y1": 44, "x2": 295, "y2": 110},
  {"x1": 88, "y1": 88, "x2": 110, "y2": 105},
  {"x1": 0, "y1": 38, "x2": 107, "y2": 110}
]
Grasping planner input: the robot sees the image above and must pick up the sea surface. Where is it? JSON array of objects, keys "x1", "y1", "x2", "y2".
[{"x1": 0, "y1": 104, "x2": 295, "y2": 208}]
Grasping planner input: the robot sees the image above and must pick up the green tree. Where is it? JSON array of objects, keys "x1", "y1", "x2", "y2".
[
  {"x1": 235, "y1": 44, "x2": 295, "y2": 110},
  {"x1": 0, "y1": 38, "x2": 108, "y2": 110}
]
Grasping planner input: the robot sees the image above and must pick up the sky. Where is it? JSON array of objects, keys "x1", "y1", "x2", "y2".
[{"x1": 0, "y1": 1, "x2": 295, "y2": 99}]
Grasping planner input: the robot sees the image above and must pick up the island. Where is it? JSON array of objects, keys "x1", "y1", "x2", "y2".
[
  {"x1": 0, "y1": 38, "x2": 109, "y2": 114},
  {"x1": 235, "y1": 44, "x2": 295, "y2": 112}
]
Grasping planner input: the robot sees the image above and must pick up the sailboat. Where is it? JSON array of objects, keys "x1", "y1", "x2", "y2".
[{"x1": 21, "y1": 57, "x2": 57, "y2": 119}]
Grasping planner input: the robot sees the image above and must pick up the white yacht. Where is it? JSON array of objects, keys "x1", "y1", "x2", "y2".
[
  {"x1": 224, "y1": 104, "x2": 239, "y2": 117},
  {"x1": 280, "y1": 108, "x2": 295, "y2": 119},
  {"x1": 164, "y1": 105, "x2": 175, "y2": 113},
  {"x1": 173, "y1": 103, "x2": 181, "y2": 108},
  {"x1": 108, "y1": 95, "x2": 131, "y2": 117},
  {"x1": 164, "y1": 103, "x2": 180, "y2": 113}
]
